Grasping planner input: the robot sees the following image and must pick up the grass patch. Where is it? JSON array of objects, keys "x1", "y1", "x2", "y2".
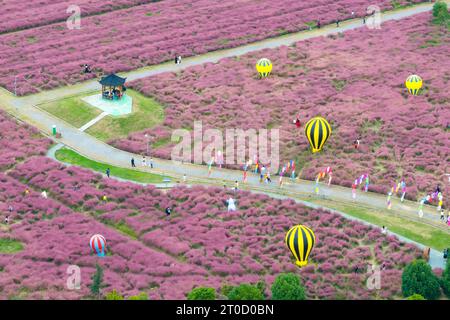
[
  {"x1": 55, "y1": 147, "x2": 165, "y2": 184},
  {"x1": 0, "y1": 239, "x2": 24, "y2": 254},
  {"x1": 40, "y1": 92, "x2": 102, "y2": 128},
  {"x1": 331, "y1": 79, "x2": 347, "y2": 91},
  {"x1": 86, "y1": 89, "x2": 164, "y2": 142},
  {"x1": 311, "y1": 199, "x2": 450, "y2": 251}
]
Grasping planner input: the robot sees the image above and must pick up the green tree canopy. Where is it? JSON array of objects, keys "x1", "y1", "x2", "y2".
[
  {"x1": 187, "y1": 287, "x2": 216, "y2": 300},
  {"x1": 271, "y1": 273, "x2": 306, "y2": 300},
  {"x1": 402, "y1": 260, "x2": 441, "y2": 300},
  {"x1": 227, "y1": 284, "x2": 264, "y2": 300},
  {"x1": 441, "y1": 256, "x2": 450, "y2": 298}
]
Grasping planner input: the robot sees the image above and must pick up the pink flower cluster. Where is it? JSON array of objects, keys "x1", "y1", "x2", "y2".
[
  {"x1": 116, "y1": 12, "x2": 449, "y2": 203},
  {"x1": 0, "y1": 111, "x2": 52, "y2": 170},
  {"x1": 0, "y1": 0, "x2": 426, "y2": 94},
  {"x1": 0, "y1": 0, "x2": 162, "y2": 34}
]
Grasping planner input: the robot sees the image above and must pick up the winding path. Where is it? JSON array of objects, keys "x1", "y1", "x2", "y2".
[{"x1": 0, "y1": 2, "x2": 448, "y2": 268}]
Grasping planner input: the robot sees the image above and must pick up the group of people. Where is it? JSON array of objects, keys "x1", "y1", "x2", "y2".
[
  {"x1": 174, "y1": 55, "x2": 182, "y2": 65},
  {"x1": 130, "y1": 156, "x2": 154, "y2": 169}
]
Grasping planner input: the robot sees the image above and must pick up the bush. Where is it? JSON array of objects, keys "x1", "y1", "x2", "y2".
[
  {"x1": 128, "y1": 292, "x2": 149, "y2": 300},
  {"x1": 271, "y1": 273, "x2": 306, "y2": 300},
  {"x1": 406, "y1": 294, "x2": 425, "y2": 300},
  {"x1": 402, "y1": 260, "x2": 441, "y2": 300},
  {"x1": 187, "y1": 287, "x2": 216, "y2": 300},
  {"x1": 432, "y1": 2, "x2": 450, "y2": 25},
  {"x1": 105, "y1": 289, "x2": 124, "y2": 300},
  {"x1": 441, "y1": 257, "x2": 450, "y2": 298},
  {"x1": 90, "y1": 264, "x2": 104, "y2": 298},
  {"x1": 221, "y1": 285, "x2": 234, "y2": 298},
  {"x1": 227, "y1": 284, "x2": 264, "y2": 300}
]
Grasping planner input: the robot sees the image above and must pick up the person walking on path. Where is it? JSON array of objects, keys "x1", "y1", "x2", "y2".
[
  {"x1": 234, "y1": 180, "x2": 239, "y2": 192},
  {"x1": 106, "y1": 168, "x2": 110, "y2": 178},
  {"x1": 381, "y1": 226, "x2": 387, "y2": 235},
  {"x1": 150, "y1": 157, "x2": 154, "y2": 169},
  {"x1": 317, "y1": 20, "x2": 321, "y2": 29},
  {"x1": 131, "y1": 158, "x2": 136, "y2": 167},
  {"x1": 441, "y1": 209, "x2": 445, "y2": 221},
  {"x1": 183, "y1": 174, "x2": 187, "y2": 183},
  {"x1": 336, "y1": 19, "x2": 340, "y2": 27},
  {"x1": 352, "y1": 180, "x2": 357, "y2": 200},
  {"x1": 142, "y1": 156, "x2": 146, "y2": 167}
]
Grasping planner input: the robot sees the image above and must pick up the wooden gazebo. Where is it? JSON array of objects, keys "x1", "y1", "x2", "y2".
[{"x1": 99, "y1": 74, "x2": 127, "y2": 100}]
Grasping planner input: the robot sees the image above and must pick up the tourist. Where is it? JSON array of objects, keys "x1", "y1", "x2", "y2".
[
  {"x1": 150, "y1": 157, "x2": 154, "y2": 169},
  {"x1": 83, "y1": 64, "x2": 91, "y2": 73},
  {"x1": 441, "y1": 209, "x2": 445, "y2": 221},
  {"x1": 234, "y1": 180, "x2": 239, "y2": 192},
  {"x1": 267, "y1": 171, "x2": 272, "y2": 183},
  {"x1": 4, "y1": 215, "x2": 9, "y2": 225},
  {"x1": 177, "y1": 55, "x2": 182, "y2": 64},
  {"x1": 317, "y1": 20, "x2": 321, "y2": 29},
  {"x1": 363, "y1": 15, "x2": 366, "y2": 24},
  {"x1": 295, "y1": 117, "x2": 301, "y2": 128},
  {"x1": 106, "y1": 168, "x2": 110, "y2": 178},
  {"x1": 131, "y1": 158, "x2": 136, "y2": 167},
  {"x1": 227, "y1": 197, "x2": 236, "y2": 212},
  {"x1": 142, "y1": 156, "x2": 146, "y2": 166},
  {"x1": 41, "y1": 190, "x2": 47, "y2": 199},
  {"x1": 8, "y1": 205, "x2": 13, "y2": 213},
  {"x1": 336, "y1": 19, "x2": 340, "y2": 27},
  {"x1": 447, "y1": 215, "x2": 450, "y2": 227},
  {"x1": 183, "y1": 174, "x2": 187, "y2": 183},
  {"x1": 165, "y1": 207, "x2": 172, "y2": 216},
  {"x1": 351, "y1": 181, "x2": 357, "y2": 200},
  {"x1": 174, "y1": 56, "x2": 179, "y2": 64},
  {"x1": 381, "y1": 226, "x2": 387, "y2": 235}
]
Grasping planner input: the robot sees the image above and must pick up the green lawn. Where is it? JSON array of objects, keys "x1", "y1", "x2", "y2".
[
  {"x1": 0, "y1": 239, "x2": 24, "y2": 254},
  {"x1": 39, "y1": 92, "x2": 102, "y2": 128},
  {"x1": 55, "y1": 147, "x2": 165, "y2": 184},
  {"x1": 86, "y1": 90, "x2": 165, "y2": 142},
  {"x1": 311, "y1": 198, "x2": 450, "y2": 251}
]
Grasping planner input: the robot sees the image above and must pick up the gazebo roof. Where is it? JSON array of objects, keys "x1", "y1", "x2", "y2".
[{"x1": 99, "y1": 74, "x2": 126, "y2": 86}]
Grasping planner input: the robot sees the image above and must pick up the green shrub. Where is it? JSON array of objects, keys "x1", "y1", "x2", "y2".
[
  {"x1": 221, "y1": 284, "x2": 234, "y2": 297},
  {"x1": 271, "y1": 273, "x2": 306, "y2": 300},
  {"x1": 432, "y1": 2, "x2": 450, "y2": 26},
  {"x1": 227, "y1": 284, "x2": 264, "y2": 300},
  {"x1": 187, "y1": 287, "x2": 216, "y2": 300},
  {"x1": 441, "y1": 257, "x2": 450, "y2": 298},
  {"x1": 402, "y1": 260, "x2": 441, "y2": 300},
  {"x1": 406, "y1": 294, "x2": 425, "y2": 300},
  {"x1": 89, "y1": 264, "x2": 104, "y2": 298},
  {"x1": 128, "y1": 292, "x2": 149, "y2": 300},
  {"x1": 105, "y1": 289, "x2": 124, "y2": 300}
]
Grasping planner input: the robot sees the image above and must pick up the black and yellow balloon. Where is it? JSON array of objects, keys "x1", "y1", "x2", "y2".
[
  {"x1": 256, "y1": 58, "x2": 272, "y2": 78},
  {"x1": 304, "y1": 116, "x2": 332, "y2": 153},
  {"x1": 285, "y1": 225, "x2": 316, "y2": 268},
  {"x1": 405, "y1": 74, "x2": 422, "y2": 95}
]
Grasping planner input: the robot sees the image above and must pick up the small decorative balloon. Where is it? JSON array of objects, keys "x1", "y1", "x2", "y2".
[
  {"x1": 285, "y1": 225, "x2": 316, "y2": 267},
  {"x1": 256, "y1": 58, "x2": 273, "y2": 78},
  {"x1": 90, "y1": 234, "x2": 106, "y2": 257},
  {"x1": 405, "y1": 74, "x2": 422, "y2": 95},
  {"x1": 304, "y1": 116, "x2": 332, "y2": 153}
]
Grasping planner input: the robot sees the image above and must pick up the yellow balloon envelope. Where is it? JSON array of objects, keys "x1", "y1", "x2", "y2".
[
  {"x1": 405, "y1": 74, "x2": 422, "y2": 95},
  {"x1": 256, "y1": 58, "x2": 272, "y2": 78},
  {"x1": 285, "y1": 225, "x2": 316, "y2": 268},
  {"x1": 304, "y1": 116, "x2": 332, "y2": 153}
]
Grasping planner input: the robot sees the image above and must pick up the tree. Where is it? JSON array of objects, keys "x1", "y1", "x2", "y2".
[
  {"x1": 441, "y1": 257, "x2": 450, "y2": 298},
  {"x1": 187, "y1": 287, "x2": 216, "y2": 300},
  {"x1": 402, "y1": 260, "x2": 441, "y2": 300},
  {"x1": 105, "y1": 289, "x2": 124, "y2": 300},
  {"x1": 271, "y1": 273, "x2": 306, "y2": 300},
  {"x1": 89, "y1": 264, "x2": 104, "y2": 298},
  {"x1": 432, "y1": 2, "x2": 450, "y2": 26},
  {"x1": 128, "y1": 292, "x2": 149, "y2": 300},
  {"x1": 406, "y1": 294, "x2": 425, "y2": 300},
  {"x1": 227, "y1": 284, "x2": 264, "y2": 300}
]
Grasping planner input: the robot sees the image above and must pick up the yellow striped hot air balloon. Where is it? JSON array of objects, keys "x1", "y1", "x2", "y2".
[
  {"x1": 304, "y1": 116, "x2": 332, "y2": 153},
  {"x1": 405, "y1": 74, "x2": 422, "y2": 95},
  {"x1": 256, "y1": 58, "x2": 272, "y2": 78},
  {"x1": 285, "y1": 225, "x2": 316, "y2": 268}
]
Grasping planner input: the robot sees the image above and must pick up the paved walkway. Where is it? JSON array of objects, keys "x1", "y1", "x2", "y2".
[{"x1": 79, "y1": 111, "x2": 108, "y2": 132}]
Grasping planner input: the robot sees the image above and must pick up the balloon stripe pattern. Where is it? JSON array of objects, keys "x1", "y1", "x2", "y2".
[
  {"x1": 304, "y1": 116, "x2": 331, "y2": 153},
  {"x1": 405, "y1": 74, "x2": 422, "y2": 95},
  {"x1": 285, "y1": 225, "x2": 315, "y2": 268},
  {"x1": 90, "y1": 234, "x2": 106, "y2": 257},
  {"x1": 256, "y1": 58, "x2": 272, "y2": 78}
]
